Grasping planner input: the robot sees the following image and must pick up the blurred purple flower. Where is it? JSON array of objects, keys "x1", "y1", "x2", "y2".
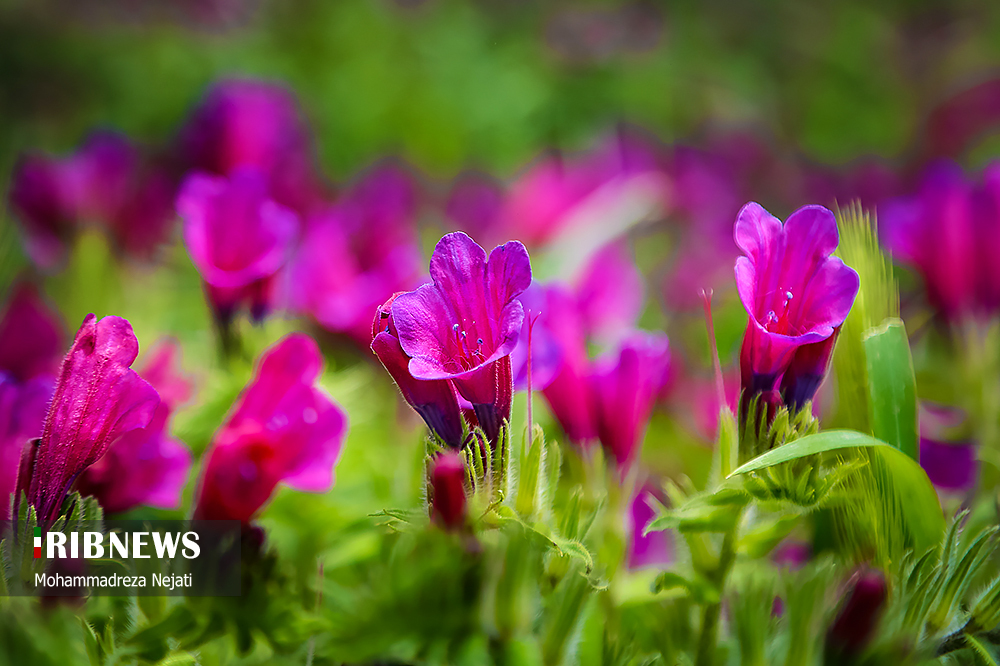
[
  {"x1": 17, "y1": 315, "x2": 159, "y2": 526},
  {"x1": 180, "y1": 79, "x2": 326, "y2": 214},
  {"x1": 0, "y1": 284, "x2": 64, "y2": 520},
  {"x1": 917, "y1": 402, "x2": 978, "y2": 493},
  {"x1": 735, "y1": 203, "x2": 859, "y2": 406},
  {"x1": 9, "y1": 153, "x2": 78, "y2": 270},
  {"x1": 372, "y1": 293, "x2": 464, "y2": 448},
  {"x1": 429, "y1": 451, "x2": 468, "y2": 530},
  {"x1": 392, "y1": 232, "x2": 531, "y2": 443},
  {"x1": 881, "y1": 161, "x2": 1000, "y2": 321},
  {"x1": 287, "y1": 164, "x2": 424, "y2": 345},
  {"x1": 541, "y1": 286, "x2": 599, "y2": 445},
  {"x1": 76, "y1": 341, "x2": 193, "y2": 514},
  {"x1": 195, "y1": 333, "x2": 347, "y2": 523},
  {"x1": 9, "y1": 132, "x2": 178, "y2": 268},
  {"x1": 928, "y1": 79, "x2": 1000, "y2": 158},
  {"x1": 178, "y1": 168, "x2": 300, "y2": 327},
  {"x1": 590, "y1": 333, "x2": 670, "y2": 470},
  {"x1": 626, "y1": 485, "x2": 672, "y2": 570},
  {"x1": 825, "y1": 569, "x2": 887, "y2": 663},
  {"x1": 512, "y1": 241, "x2": 643, "y2": 393}
]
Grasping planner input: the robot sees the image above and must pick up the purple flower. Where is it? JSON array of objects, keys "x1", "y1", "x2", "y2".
[
  {"x1": 590, "y1": 333, "x2": 670, "y2": 470},
  {"x1": 509, "y1": 283, "x2": 564, "y2": 392},
  {"x1": 179, "y1": 79, "x2": 326, "y2": 214},
  {"x1": 540, "y1": 286, "x2": 599, "y2": 445},
  {"x1": 9, "y1": 132, "x2": 178, "y2": 268},
  {"x1": 194, "y1": 333, "x2": 347, "y2": 523},
  {"x1": 372, "y1": 293, "x2": 464, "y2": 448},
  {"x1": 16, "y1": 315, "x2": 160, "y2": 526},
  {"x1": 735, "y1": 202, "x2": 859, "y2": 405},
  {"x1": 0, "y1": 284, "x2": 65, "y2": 520},
  {"x1": 286, "y1": 164, "x2": 424, "y2": 345},
  {"x1": 9, "y1": 153, "x2": 79, "y2": 270},
  {"x1": 178, "y1": 168, "x2": 300, "y2": 327},
  {"x1": 626, "y1": 485, "x2": 672, "y2": 570},
  {"x1": 917, "y1": 402, "x2": 978, "y2": 493},
  {"x1": 881, "y1": 161, "x2": 1000, "y2": 320},
  {"x1": 429, "y1": 452, "x2": 468, "y2": 530},
  {"x1": 0, "y1": 283, "x2": 65, "y2": 383},
  {"x1": 76, "y1": 341, "x2": 193, "y2": 513},
  {"x1": 391, "y1": 232, "x2": 531, "y2": 443}
]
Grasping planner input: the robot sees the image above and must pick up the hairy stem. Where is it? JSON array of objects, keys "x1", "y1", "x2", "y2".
[{"x1": 695, "y1": 525, "x2": 739, "y2": 666}]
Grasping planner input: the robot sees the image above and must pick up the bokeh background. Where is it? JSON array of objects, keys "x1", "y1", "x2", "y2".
[{"x1": 3, "y1": 1, "x2": 1000, "y2": 661}]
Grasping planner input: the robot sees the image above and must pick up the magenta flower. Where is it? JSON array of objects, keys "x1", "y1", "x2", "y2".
[
  {"x1": 590, "y1": 333, "x2": 670, "y2": 470},
  {"x1": 372, "y1": 293, "x2": 464, "y2": 448},
  {"x1": 916, "y1": 403, "x2": 977, "y2": 494},
  {"x1": 178, "y1": 168, "x2": 299, "y2": 327},
  {"x1": 286, "y1": 164, "x2": 424, "y2": 345},
  {"x1": 0, "y1": 376, "x2": 52, "y2": 521},
  {"x1": 180, "y1": 79, "x2": 326, "y2": 214},
  {"x1": 626, "y1": 485, "x2": 672, "y2": 570},
  {"x1": 735, "y1": 202, "x2": 859, "y2": 405},
  {"x1": 540, "y1": 286, "x2": 599, "y2": 444},
  {"x1": 429, "y1": 452, "x2": 468, "y2": 530},
  {"x1": 16, "y1": 315, "x2": 160, "y2": 525},
  {"x1": 391, "y1": 232, "x2": 531, "y2": 443},
  {"x1": 194, "y1": 333, "x2": 347, "y2": 523},
  {"x1": 881, "y1": 161, "x2": 1000, "y2": 320},
  {"x1": 0, "y1": 283, "x2": 65, "y2": 383},
  {"x1": 76, "y1": 341, "x2": 193, "y2": 514}
]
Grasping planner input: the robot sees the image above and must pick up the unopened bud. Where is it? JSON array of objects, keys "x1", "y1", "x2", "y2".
[
  {"x1": 825, "y1": 569, "x2": 887, "y2": 663},
  {"x1": 430, "y1": 452, "x2": 468, "y2": 530}
]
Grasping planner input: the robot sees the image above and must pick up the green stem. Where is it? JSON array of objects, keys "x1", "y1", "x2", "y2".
[{"x1": 695, "y1": 525, "x2": 738, "y2": 666}]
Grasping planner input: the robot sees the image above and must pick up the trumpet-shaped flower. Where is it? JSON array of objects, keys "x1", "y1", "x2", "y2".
[
  {"x1": 392, "y1": 232, "x2": 531, "y2": 443},
  {"x1": 178, "y1": 168, "x2": 299, "y2": 327},
  {"x1": 194, "y1": 334, "x2": 347, "y2": 523},
  {"x1": 17, "y1": 315, "x2": 160, "y2": 525},
  {"x1": 735, "y1": 202, "x2": 859, "y2": 400},
  {"x1": 372, "y1": 293, "x2": 464, "y2": 448}
]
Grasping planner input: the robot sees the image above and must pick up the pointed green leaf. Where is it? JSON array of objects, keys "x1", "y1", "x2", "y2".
[
  {"x1": 864, "y1": 319, "x2": 918, "y2": 460},
  {"x1": 730, "y1": 430, "x2": 944, "y2": 551}
]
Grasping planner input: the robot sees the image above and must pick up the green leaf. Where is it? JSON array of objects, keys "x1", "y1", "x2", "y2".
[
  {"x1": 729, "y1": 430, "x2": 945, "y2": 552},
  {"x1": 864, "y1": 318, "x2": 918, "y2": 460}
]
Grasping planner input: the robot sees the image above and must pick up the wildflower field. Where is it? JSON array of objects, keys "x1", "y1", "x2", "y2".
[{"x1": 4, "y1": 2, "x2": 1000, "y2": 664}]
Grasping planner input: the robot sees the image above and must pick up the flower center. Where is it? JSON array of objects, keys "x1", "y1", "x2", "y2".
[
  {"x1": 452, "y1": 323, "x2": 487, "y2": 371},
  {"x1": 763, "y1": 290, "x2": 795, "y2": 335}
]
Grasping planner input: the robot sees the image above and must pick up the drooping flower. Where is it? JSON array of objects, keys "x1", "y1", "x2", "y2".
[
  {"x1": 391, "y1": 232, "x2": 531, "y2": 443},
  {"x1": 626, "y1": 485, "x2": 672, "y2": 570},
  {"x1": 287, "y1": 164, "x2": 424, "y2": 345},
  {"x1": 194, "y1": 333, "x2": 347, "y2": 523},
  {"x1": 179, "y1": 78, "x2": 326, "y2": 214},
  {"x1": 76, "y1": 341, "x2": 193, "y2": 514},
  {"x1": 16, "y1": 315, "x2": 160, "y2": 525},
  {"x1": 178, "y1": 168, "x2": 300, "y2": 328},
  {"x1": 429, "y1": 452, "x2": 468, "y2": 530},
  {"x1": 590, "y1": 333, "x2": 670, "y2": 470},
  {"x1": 372, "y1": 293, "x2": 464, "y2": 448},
  {"x1": 735, "y1": 202, "x2": 859, "y2": 405},
  {"x1": 881, "y1": 161, "x2": 1000, "y2": 321}
]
